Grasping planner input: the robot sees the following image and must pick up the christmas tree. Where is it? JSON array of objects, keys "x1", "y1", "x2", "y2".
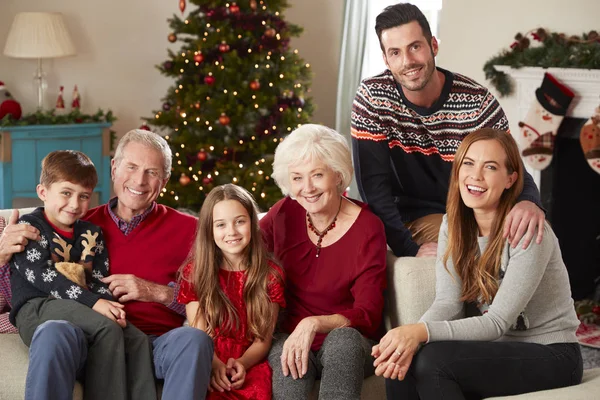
[{"x1": 148, "y1": 0, "x2": 314, "y2": 212}]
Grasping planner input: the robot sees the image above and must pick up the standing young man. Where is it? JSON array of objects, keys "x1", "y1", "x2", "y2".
[{"x1": 351, "y1": 3, "x2": 545, "y2": 257}]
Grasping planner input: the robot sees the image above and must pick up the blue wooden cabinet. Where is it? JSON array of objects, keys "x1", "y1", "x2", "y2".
[{"x1": 0, "y1": 123, "x2": 112, "y2": 208}]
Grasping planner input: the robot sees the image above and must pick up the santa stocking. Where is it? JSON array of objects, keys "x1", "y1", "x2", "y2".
[
  {"x1": 580, "y1": 107, "x2": 600, "y2": 175},
  {"x1": 517, "y1": 73, "x2": 574, "y2": 170}
]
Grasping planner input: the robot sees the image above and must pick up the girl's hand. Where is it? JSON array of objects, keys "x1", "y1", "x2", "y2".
[
  {"x1": 92, "y1": 299, "x2": 127, "y2": 328},
  {"x1": 210, "y1": 357, "x2": 231, "y2": 392},
  {"x1": 372, "y1": 324, "x2": 427, "y2": 381},
  {"x1": 226, "y1": 358, "x2": 246, "y2": 389},
  {"x1": 281, "y1": 317, "x2": 317, "y2": 379}
]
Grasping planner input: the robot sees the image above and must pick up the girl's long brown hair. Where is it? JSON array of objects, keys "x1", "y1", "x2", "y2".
[
  {"x1": 184, "y1": 184, "x2": 282, "y2": 340},
  {"x1": 444, "y1": 128, "x2": 524, "y2": 304}
]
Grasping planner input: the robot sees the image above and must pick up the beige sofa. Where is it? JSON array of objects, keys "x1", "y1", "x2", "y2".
[{"x1": 1, "y1": 207, "x2": 600, "y2": 399}]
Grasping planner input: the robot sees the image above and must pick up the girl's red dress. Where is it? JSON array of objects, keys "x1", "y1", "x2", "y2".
[{"x1": 178, "y1": 262, "x2": 285, "y2": 400}]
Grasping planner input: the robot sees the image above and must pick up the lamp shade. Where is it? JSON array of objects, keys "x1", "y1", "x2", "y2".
[{"x1": 3, "y1": 12, "x2": 76, "y2": 59}]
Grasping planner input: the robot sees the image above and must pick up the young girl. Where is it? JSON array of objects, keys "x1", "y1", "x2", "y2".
[
  {"x1": 375, "y1": 128, "x2": 582, "y2": 399},
  {"x1": 178, "y1": 184, "x2": 285, "y2": 399}
]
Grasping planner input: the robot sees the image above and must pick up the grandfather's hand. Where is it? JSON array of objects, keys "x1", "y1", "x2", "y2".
[
  {"x1": 372, "y1": 323, "x2": 427, "y2": 381},
  {"x1": 503, "y1": 200, "x2": 545, "y2": 249},
  {"x1": 281, "y1": 317, "x2": 318, "y2": 380},
  {"x1": 0, "y1": 210, "x2": 40, "y2": 266},
  {"x1": 102, "y1": 274, "x2": 173, "y2": 305},
  {"x1": 416, "y1": 242, "x2": 437, "y2": 258}
]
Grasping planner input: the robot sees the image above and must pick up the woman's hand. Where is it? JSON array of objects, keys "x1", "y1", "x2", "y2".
[
  {"x1": 209, "y1": 356, "x2": 231, "y2": 393},
  {"x1": 372, "y1": 323, "x2": 428, "y2": 381},
  {"x1": 226, "y1": 358, "x2": 246, "y2": 389},
  {"x1": 280, "y1": 317, "x2": 318, "y2": 379}
]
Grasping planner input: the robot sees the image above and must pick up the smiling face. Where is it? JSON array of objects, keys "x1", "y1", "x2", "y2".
[
  {"x1": 458, "y1": 139, "x2": 518, "y2": 215},
  {"x1": 212, "y1": 199, "x2": 251, "y2": 268},
  {"x1": 37, "y1": 181, "x2": 93, "y2": 231},
  {"x1": 381, "y1": 20, "x2": 438, "y2": 93},
  {"x1": 111, "y1": 141, "x2": 169, "y2": 221},
  {"x1": 288, "y1": 157, "x2": 341, "y2": 217}
]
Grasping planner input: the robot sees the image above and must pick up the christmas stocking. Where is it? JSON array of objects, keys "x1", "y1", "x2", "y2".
[
  {"x1": 580, "y1": 107, "x2": 600, "y2": 175},
  {"x1": 517, "y1": 73, "x2": 574, "y2": 170}
]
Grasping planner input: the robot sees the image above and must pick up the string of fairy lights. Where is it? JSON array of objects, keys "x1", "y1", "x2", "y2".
[{"x1": 152, "y1": 0, "x2": 312, "y2": 206}]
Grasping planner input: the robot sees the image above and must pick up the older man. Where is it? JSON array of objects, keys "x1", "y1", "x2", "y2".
[{"x1": 0, "y1": 129, "x2": 212, "y2": 400}]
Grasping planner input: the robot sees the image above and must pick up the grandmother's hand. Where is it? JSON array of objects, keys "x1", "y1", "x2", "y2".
[
  {"x1": 372, "y1": 323, "x2": 427, "y2": 381},
  {"x1": 281, "y1": 317, "x2": 318, "y2": 379}
]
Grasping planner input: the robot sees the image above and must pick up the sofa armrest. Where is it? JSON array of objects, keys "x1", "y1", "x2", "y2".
[{"x1": 384, "y1": 251, "x2": 436, "y2": 329}]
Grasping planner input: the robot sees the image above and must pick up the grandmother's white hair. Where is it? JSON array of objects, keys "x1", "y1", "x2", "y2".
[
  {"x1": 271, "y1": 124, "x2": 353, "y2": 196},
  {"x1": 114, "y1": 129, "x2": 172, "y2": 178}
]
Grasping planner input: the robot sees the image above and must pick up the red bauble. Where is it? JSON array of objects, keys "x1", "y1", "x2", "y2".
[
  {"x1": 193, "y1": 53, "x2": 204, "y2": 63},
  {"x1": 204, "y1": 76, "x2": 215, "y2": 85},
  {"x1": 194, "y1": 102, "x2": 201, "y2": 109},
  {"x1": 197, "y1": 150, "x2": 207, "y2": 161},
  {"x1": 218, "y1": 42, "x2": 230, "y2": 53},
  {"x1": 265, "y1": 27, "x2": 276, "y2": 38},
  {"x1": 219, "y1": 113, "x2": 230, "y2": 126},
  {"x1": 139, "y1": 123, "x2": 151, "y2": 131},
  {"x1": 179, "y1": 174, "x2": 191, "y2": 186},
  {"x1": 249, "y1": 80, "x2": 260, "y2": 90},
  {"x1": 229, "y1": 3, "x2": 240, "y2": 14},
  {"x1": 179, "y1": 0, "x2": 186, "y2": 14},
  {"x1": 202, "y1": 176, "x2": 213, "y2": 185},
  {"x1": 168, "y1": 33, "x2": 177, "y2": 43},
  {"x1": 250, "y1": 0, "x2": 257, "y2": 10}
]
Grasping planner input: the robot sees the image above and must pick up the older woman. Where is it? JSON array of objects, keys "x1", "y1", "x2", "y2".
[{"x1": 260, "y1": 124, "x2": 387, "y2": 400}]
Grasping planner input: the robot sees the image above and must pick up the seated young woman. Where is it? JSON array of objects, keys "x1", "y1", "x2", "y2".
[{"x1": 374, "y1": 128, "x2": 582, "y2": 400}]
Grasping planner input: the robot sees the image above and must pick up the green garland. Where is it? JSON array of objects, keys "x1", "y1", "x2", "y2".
[
  {"x1": 484, "y1": 29, "x2": 600, "y2": 97},
  {"x1": 0, "y1": 108, "x2": 116, "y2": 127}
]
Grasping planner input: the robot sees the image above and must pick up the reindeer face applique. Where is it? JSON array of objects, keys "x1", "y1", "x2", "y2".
[{"x1": 50, "y1": 230, "x2": 99, "y2": 288}]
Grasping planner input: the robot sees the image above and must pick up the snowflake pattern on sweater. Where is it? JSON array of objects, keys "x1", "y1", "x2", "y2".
[{"x1": 9, "y1": 208, "x2": 113, "y2": 323}]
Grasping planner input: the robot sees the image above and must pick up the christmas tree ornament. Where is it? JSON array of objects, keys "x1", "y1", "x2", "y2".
[
  {"x1": 179, "y1": 174, "x2": 191, "y2": 186},
  {"x1": 249, "y1": 80, "x2": 260, "y2": 90},
  {"x1": 197, "y1": 150, "x2": 208, "y2": 161},
  {"x1": 229, "y1": 3, "x2": 240, "y2": 14},
  {"x1": 163, "y1": 61, "x2": 173, "y2": 71},
  {"x1": 204, "y1": 76, "x2": 215, "y2": 85},
  {"x1": 139, "y1": 122, "x2": 151, "y2": 131},
  {"x1": 250, "y1": 0, "x2": 258, "y2": 10},
  {"x1": 71, "y1": 85, "x2": 81, "y2": 110},
  {"x1": 193, "y1": 53, "x2": 204, "y2": 63},
  {"x1": 517, "y1": 73, "x2": 574, "y2": 170},
  {"x1": 580, "y1": 107, "x2": 600, "y2": 175},
  {"x1": 162, "y1": 102, "x2": 171, "y2": 111},
  {"x1": 265, "y1": 27, "x2": 276, "y2": 38},
  {"x1": 56, "y1": 86, "x2": 65, "y2": 110},
  {"x1": 202, "y1": 176, "x2": 213, "y2": 185},
  {"x1": 218, "y1": 42, "x2": 230, "y2": 53},
  {"x1": 219, "y1": 113, "x2": 231, "y2": 125},
  {"x1": 0, "y1": 81, "x2": 22, "y2": 121},
  {"x1": 194, "y1": 102, "x2": 201, "y2": 109},
  {"x1": 168, "y1": 33, "x2": 177, "y2": 43},
  {"x1": 179, "y1": 0, "x2": 186, "y2": 14}
]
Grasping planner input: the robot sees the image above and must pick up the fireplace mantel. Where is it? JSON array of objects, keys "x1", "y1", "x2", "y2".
[{"x1": 494, "y1": 66, "x2": 600, "y2": 119}]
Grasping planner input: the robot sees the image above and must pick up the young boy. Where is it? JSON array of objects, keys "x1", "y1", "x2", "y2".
[{"x1": 9, "y1": 150, "x2": 157, "y2": 400}]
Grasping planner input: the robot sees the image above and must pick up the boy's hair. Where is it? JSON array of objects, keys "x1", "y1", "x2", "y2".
[
  {"x1": 40, "y1": 150, "x2": 98, "y2": 189},
  {"x1": 375, "y1": 2, "x2": 433, "y2": 51},
  {"x1": 186, "y1": 184, "x2": 282, "y2": 340}
]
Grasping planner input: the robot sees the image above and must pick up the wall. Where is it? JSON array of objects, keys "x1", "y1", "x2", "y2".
[
  {"x1": 436, "y1": 0, "x2": 600, "y2": 133},
  {"x1": 0, "y1": 0, "x2": 344, "y2": 137}
]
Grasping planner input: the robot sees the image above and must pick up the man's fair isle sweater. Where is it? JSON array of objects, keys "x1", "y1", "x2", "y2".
[
  {"x1": 351, "y1": 68, "x2": 542, "y2": 257},
  {"x1": 86, "y1": 203, "x2": 197, "y2": 336}
]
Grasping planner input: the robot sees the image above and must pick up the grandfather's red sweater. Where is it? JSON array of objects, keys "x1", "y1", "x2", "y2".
[{"x1": 86, "y1": 204, "x2": 197, "y2": 336}]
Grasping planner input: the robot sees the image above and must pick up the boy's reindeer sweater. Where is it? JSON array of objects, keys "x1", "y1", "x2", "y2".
[{"x1": 9, "y1": 207, "x2": 113, "y2": 324}]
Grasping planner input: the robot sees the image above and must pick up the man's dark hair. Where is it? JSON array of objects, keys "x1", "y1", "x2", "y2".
[{"x1": 375, "y1": 3, "x2": 433, "y2": 52}]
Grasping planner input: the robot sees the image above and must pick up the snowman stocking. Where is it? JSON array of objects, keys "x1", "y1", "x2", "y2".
[
  {"x1": 580, "y1": 107, "x2": 600, "y2": 175},
  {"x1": 517, "y1": 73, "x2": 574, "y2": 170}
]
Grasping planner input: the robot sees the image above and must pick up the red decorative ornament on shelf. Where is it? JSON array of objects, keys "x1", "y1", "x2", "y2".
[
  {"x1": 249, "y1": 80, "x2": 260, "y2": 90},
  {"x1": 56, "y1": 86, "x2": 65, "y2": 109},
  {"x1": 204, "y1": 76, "x2": 215, "y2": 85},
  {"x1": 219, "y1": 113, "x2": 230, "y2": 126},
  {"x1": 71, "y1": 85, "x2": 81, "y2": 110},
  {"x1": 193, "y1": 53, "x2": 204, "y2": 63},
  {"x1": 179, "y1": 0, "x2": 186, "y2": 14}
]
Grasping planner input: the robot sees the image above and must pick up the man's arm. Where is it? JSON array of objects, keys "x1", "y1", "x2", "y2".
[
  {"x1": 351, "y1": 82, "x2": 419, "y2": 257},
  {"x1": 0, "y1": 210, "x2": 40, "y2": 266}
]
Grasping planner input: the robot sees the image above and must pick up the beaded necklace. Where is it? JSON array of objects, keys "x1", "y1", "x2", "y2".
[{"x1": 306, "y1": 197, "x2": 343, "y2": 258}]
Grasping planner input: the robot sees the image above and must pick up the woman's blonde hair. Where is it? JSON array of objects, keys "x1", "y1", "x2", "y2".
[
  {"x1": 184, "y1": 184, "x2": 282, "y2": 340},
  {"x1": 271, "y1": 124, "x2": 353, "y2": 196},
  {"x1": 444, "y1": 128, "x2": 524, "y2": 304}
]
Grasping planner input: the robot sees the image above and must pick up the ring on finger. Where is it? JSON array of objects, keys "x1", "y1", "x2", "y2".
[{"x1": 394, "y1": 349, "x2": 402, "y2": 357}]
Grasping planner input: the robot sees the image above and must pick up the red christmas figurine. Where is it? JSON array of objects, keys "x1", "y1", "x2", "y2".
[
  {"x1": 0, "y1": 81, "x2": 22, "y2": 121},
  {"x1": 71, "y1": 85, "x2": 81, "y2": 110},
  {"x1": 56, "y1": 86, "x2": 65, "y2": 110}
]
